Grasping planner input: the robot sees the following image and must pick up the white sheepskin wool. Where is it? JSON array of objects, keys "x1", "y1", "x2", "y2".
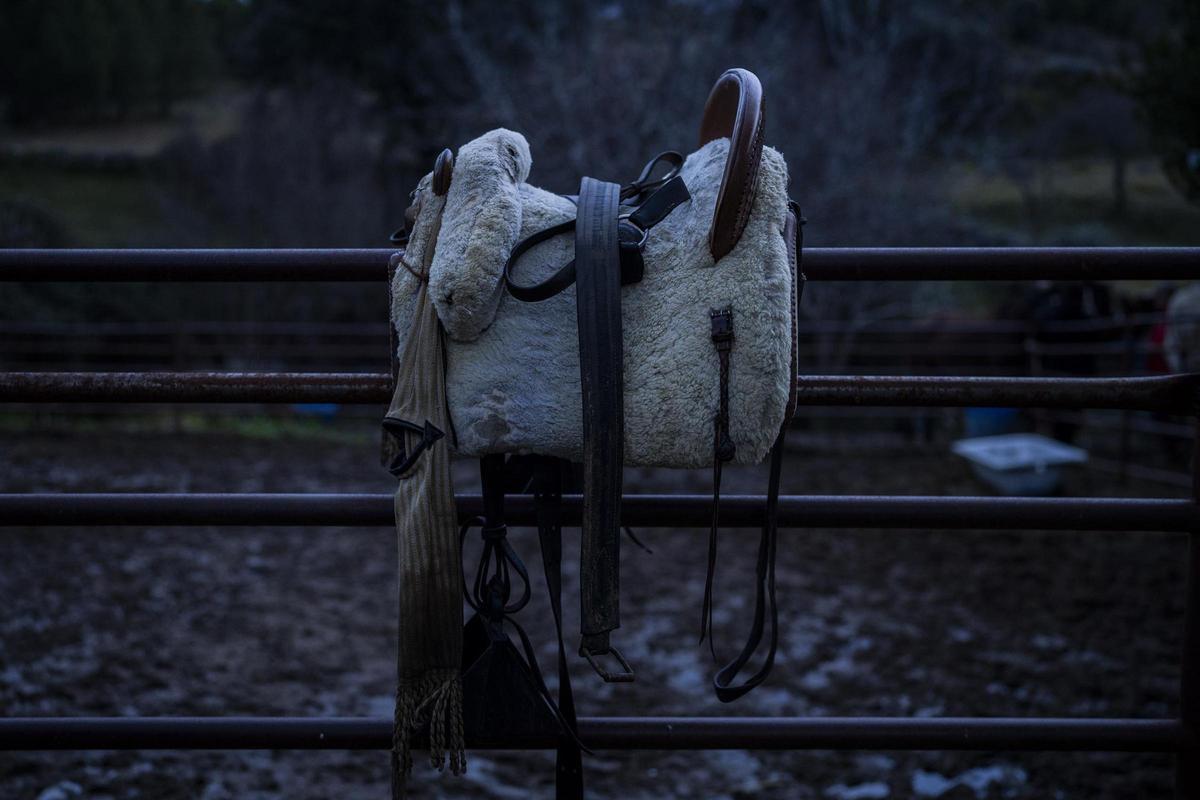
[{"x1": 392, "y1": 128, "x2": 795, "y2": 468}]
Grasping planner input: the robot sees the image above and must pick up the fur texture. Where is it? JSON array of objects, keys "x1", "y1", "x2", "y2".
[
  {"x1": 392, "y1": 129, "x2": 794, "y2": 467},
  {"x1": 429, "y1": 129, "x2": 532, "y2": 341}
]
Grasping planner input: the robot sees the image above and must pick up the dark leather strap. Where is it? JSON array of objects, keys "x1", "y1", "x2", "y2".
[
  {"x1": 533, "y1": 459, "x2": 585, "y2": 800},
  {"x1": 710, "y1": 423, "x2": 785, "y2": 702},
  {"x1": 698, "y1": 68, "x2": 765, "y2": 262},
  {"x1": 461, "y1": 455, "x2": 531, "y2": 620},
  {"x1": 504, "y1": 172, "x2": 690, "y2": 303},
  {"x1": 465, "y1": 456, "x2": 588, "y2": 756},
  {"x1": 700, "y1": 196, "x2": 802, "y2": 701},
  {"x1": 699, "y1": 308, "x2": 736, "y2": 655},
  {"x1": 623, "y1": 151, "x2": 685, "y2": 202},
  {"x1": 573, "y1": 176, "x2": 632, "y2": 681}
]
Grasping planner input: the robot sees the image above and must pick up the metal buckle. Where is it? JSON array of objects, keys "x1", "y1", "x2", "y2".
[
  {"x1": 616, "y1": 213, "x2": 649, "y2": 250},
  {"x1": 579, "y1": 643, "x2": 635, "y2": 683}
]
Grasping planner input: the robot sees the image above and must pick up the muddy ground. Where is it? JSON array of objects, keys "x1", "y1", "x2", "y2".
[{"x1": 0, "y1": 421, "x2": 1190, "y2": 799}]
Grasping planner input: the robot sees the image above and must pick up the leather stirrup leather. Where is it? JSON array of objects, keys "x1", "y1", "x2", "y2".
[{"x1": 573, "y1": 176, "x2": 633, "y2": 682}]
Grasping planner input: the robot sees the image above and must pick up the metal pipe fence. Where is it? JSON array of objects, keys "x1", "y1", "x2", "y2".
[
  {"x1": 3, "y1": 492, "x2": 1197, "y2": 530},
  {"x1": 0, "y1": 716, "x2": 1186, "y2": 753},
  {"x1": 2, "y1": 371, "x2": 1197, "y2": 412},
  {"x1": 2, "y1": 247, "x2": 1199, "y2": 795},
  {"x1": 0, "y1": 315, "x2": 1177, "y2": 366},
  {"x1": 3, "y1": 246, "x2": 1199, "y2": 281}
]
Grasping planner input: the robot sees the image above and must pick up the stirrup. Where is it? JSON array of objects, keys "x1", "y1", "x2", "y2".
[{"x1": 579, "y1": 634, "x2": 635, "y2": 683}]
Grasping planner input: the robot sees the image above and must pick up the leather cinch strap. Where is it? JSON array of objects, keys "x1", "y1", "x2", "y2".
[{"x1": 573, "y1": 176, "x2": 633, "y2": 681}]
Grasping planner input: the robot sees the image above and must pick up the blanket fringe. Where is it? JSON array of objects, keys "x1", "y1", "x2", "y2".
[{"x1": 391, "y1": 671, "x2": 465, "y2": 799}]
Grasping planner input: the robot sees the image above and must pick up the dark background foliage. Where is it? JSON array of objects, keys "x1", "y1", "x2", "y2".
[
  {"x1": 3, "y1": 4, "x2": 1200, "y2": 798},
  {"x1": 4, "y1": 0, "x2": 1198, "y2": 352}
]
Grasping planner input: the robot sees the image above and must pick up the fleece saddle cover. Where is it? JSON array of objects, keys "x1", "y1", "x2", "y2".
[
  {"x1": 390, "y1": 110, "x2": 797, "y2": 468},
  {"x1": 386, "y1": 67, "x2": 802, "y2": 800}
]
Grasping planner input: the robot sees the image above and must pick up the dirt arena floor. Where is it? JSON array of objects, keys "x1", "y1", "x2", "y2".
[{"x1": 0, "y1": 421, "x2": 1190, "y2": 799}]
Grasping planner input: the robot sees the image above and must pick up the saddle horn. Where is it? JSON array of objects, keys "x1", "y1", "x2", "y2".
[
  {"x1": 432, "y1": 148, "x2": 455, "y2": 196},
  {"x1": 698, "y1": 68, "x2": 765, "y2": 262}
]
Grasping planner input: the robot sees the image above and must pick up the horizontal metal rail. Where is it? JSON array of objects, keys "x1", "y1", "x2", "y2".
[
  {"x1": 3, "y1": 247, "x2": 1198, "y2": 781},
  {"x1": 0, "y1": 312, "x2": 1174, "y2": 336},
  {"x1": 3, "y1": 247, "x2": 1200, "y2": 281},
  {"x1": 3, "y1": 372, "x2": 1197, "y2": 413},
  {"x1": 2, "y1": 493, "x2": 1195, "y2": 531},
  {"x1": 0, "y1": 371, "x2": 388, "y2": 404},
  {"x1": 0, "y1": 716, "x2": 1185, "y2": 752}
]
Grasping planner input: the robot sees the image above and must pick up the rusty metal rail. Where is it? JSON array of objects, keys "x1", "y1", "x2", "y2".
[
  {"x1": 3, "y1": 246, "x2": 1200, "y2": 793},
  {"x1": 3, "y1": 371, "x2": 1199, "y2": 414},
  {"x1": 0, "y1": 371, "x2": 388, "y2": 404},
  {"x1": 0, "y1": 716, "x2": 1186, "y2": 752},
  {"x1": 2, "y1": 492, "x2": 1197, "y2": 531},
  {"x1": 3, "y1": 246, "x2": 1199, "y2": 281}
]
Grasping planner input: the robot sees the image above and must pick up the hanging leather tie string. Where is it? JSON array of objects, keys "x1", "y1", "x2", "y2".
[
  {"x1": 699, "y1": 200, "x2": 803, "y2": 702},
  {"x1": 460, "y1": 456, "x2": 531, "y2": 620},
  {"x1": 700, "y1": 308, "x2": 735, "y2": 654},
  {"x1": 460, "y1": 455, "x2": 590, "y2": 757},
  {"x1": 395, "y1": 253, "x2": 429, "y2": 284},
  {"x1": 532, "y1": 457, "x2": 586, "y2": 800},
  {"x1": 711, "y1": 308, "x2": 736, "y2": 463},
  {"x1": 711, "y1": 425, "x2": 784, "y2": 702}
]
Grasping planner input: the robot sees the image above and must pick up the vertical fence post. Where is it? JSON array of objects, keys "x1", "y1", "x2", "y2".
[{"x1": 1180, "y1": 411, "x2": 1200, "y2": 798}]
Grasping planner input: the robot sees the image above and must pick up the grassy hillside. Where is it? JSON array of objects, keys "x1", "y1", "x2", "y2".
[
  {"x1": 0, "y1": 162, "x2": 165, "y2": 246},
  {"x1": 949, "y1": 157, "x2": 1200, "y2": 246}
]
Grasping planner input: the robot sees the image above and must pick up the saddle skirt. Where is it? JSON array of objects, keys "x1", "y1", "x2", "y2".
[{"x1": 391, "y1": 128, "x2": 797, "y2": 467}]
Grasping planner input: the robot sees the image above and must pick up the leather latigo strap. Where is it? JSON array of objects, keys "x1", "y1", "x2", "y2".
[
  {"x1": 532, "y1": 458, "x2": 585, "y2": 800},
  {"x1": 699, "y1": 68, "x2": 765, "y2": 262},
  {"x1": 573, "y1": 177, "x2": 633, "y2": 682},
  {"x1": 503, "y1": 154, "x2": 690, "y2": 303}
]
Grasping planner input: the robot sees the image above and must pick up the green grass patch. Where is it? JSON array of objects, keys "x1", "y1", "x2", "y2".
[
  {"x1": 0, "y1": 410, "x2": 376, "y2": 444},
  {"x1": 949, "y1": 157, "x2": 1200, "y2": 246},
  {"x1": 0, "y1": 162, "x2": 165, "y2": 246}
]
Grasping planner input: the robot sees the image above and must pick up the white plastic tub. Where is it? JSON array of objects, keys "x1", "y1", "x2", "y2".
[{"x1": 951, "y1": 433, "x2": 1088, "y2": 496}]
